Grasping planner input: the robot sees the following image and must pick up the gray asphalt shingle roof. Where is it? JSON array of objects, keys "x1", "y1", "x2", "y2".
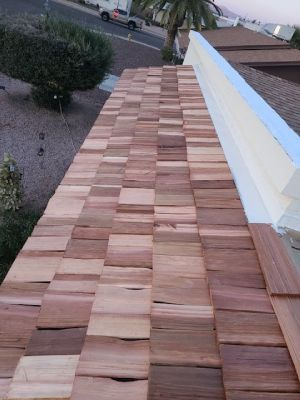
[{"x1": 232, "y1": 62, "x2": 300, "y2": 136}]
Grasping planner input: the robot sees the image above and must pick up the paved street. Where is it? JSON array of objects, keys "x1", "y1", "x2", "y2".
[{"x1": 0, "y1": 0, "x2": 165, "y2": 49}]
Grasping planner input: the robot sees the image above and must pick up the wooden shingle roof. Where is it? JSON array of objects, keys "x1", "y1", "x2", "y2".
[{"x1": 1, "y1": 65, "x2": 300, "y2": 400}]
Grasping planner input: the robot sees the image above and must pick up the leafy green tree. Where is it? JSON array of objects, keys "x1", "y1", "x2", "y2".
[
  {"x1": 138, "y1": 0, "x2": 222, "y2": 49},
  {"x1": 0, "y1": 154, "x2": 23, "y2": 212},
  {"x1": 291, "y1": 27, "x2": 300, "y2": 50}
]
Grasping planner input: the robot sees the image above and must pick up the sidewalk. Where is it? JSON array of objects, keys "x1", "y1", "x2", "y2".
[{"x1": 143, "y1": 24, "x2": 166, "y2": 39}]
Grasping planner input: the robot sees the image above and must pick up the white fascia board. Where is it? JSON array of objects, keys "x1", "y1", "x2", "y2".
[
  {"x1": 189, "y1": 31, "x2": 300, "y2": 167},
  {"x1": 184, "y1": 31, "x2": 300, "y2": 230}
]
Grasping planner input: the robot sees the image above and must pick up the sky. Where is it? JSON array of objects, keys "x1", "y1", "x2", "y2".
[{"x1": 218, "y1": 0, "x2": 300, "y2": 25}]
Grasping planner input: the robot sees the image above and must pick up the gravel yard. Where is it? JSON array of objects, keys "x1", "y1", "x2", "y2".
[{"x1": 0, "y1": 37, "x2": 166, "y2": 210}]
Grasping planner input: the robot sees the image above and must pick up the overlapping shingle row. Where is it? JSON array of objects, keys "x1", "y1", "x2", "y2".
[
  {"x1": 0, "y1": 65, "x2": 299, "y2": 400},
  {"x1": 177, "y1": 66, "x2": 300, "y2": 399}
]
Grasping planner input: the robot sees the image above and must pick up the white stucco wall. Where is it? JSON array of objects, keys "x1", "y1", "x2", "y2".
[{"x1": 184, "y1": 31, "x2": 300, "y2": 231}]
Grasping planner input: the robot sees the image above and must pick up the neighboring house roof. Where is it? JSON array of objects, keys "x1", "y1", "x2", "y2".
[
  {"x1": 1, "y1": 65, "x2": 300, "y2": 399},
  {"x1": 178, "y1": 27, "x2": 300, "y2": 65},
  {"x1": 177, "y1": 27, "x2": 300, "y2": 85},
  {"x1": 220, "y1": 48, "x2": 300, "y2": 65},
  {"x1": 232, "y1": 62, "x2": 300, "y2": 135},
  {"x1": 201, "y1": 27, "x2": 300, "y2": 67},
  {"x1": 201, "y1": 26, "x2": 291, "y2": 50}
]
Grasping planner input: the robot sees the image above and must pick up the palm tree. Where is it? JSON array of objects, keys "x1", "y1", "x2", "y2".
[{"x1": 137, "y1": 0, "x2": 222, "y2": 49}]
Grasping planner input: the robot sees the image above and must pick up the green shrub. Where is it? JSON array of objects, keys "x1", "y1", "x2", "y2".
[
  {"x1": 0, "y1": 153, "x2": 23, "y2": 212},
  {"x1": 32, "y1": 86, "x2": 71, "y2": 110},
  {"x1": 0, "y1": 209, "x2": 40, "y2": 282},
  {"x1": 0, "y1": 15, "x2": 113, "y2": 109},
  {"x1": 161, "y1": 47, "x2": 173, "y2": 61}
]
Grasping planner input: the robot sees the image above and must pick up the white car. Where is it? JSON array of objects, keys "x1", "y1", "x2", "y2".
[{"x1": 99, "y1": 7, "x2": 143, "y2": 30}]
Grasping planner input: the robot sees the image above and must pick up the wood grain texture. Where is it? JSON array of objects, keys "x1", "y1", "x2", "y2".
[
  {"x1": 271, "y1": 296, "x2": 300, "y2": 381},
  {"x1": 151, "y1": 303, "x2": 214, "y2": 331},
  {"x1": 148, "y1": 365, "x2": 225, "y2": 400},
  {"x1": 100, "y1": 266, "x2": 152, "y2": 288},
  {"x1": 249, "y1": 224, "x2": 300, "y2": 295},
  {"x1": 105, "y1": 245, "x2": 152, "y2": 268},
  {"x1": 71, "y1": 377, "x2": 148, "y2": 400},
  {"x1": 227, "y1": 391, "x2": 300, "y2": 400},
  {"x1": 87, "y1": 313, "x2": 150, "y2": 338},
  {"x1": 199, "y1": 225, "x2": 254, "y2": 249},
  {"x1": 153, "y1": 254, "x2": 206, "y2": 279},
  {"x1": 65, "y1": 239, "x2": 108, "y2": 259},
  {"x1": 7, "y1": 355, "x2": 79, "y2": 399},
  {"x1": 77, "y1": 336, "x2": 149, "y2": 379},
  {"x1": 204, "y1": 248, "x2": 261, "y2": 273},
  {"x1": 57, "y1": 258, "x2": 104, "y2": 275},
  {"x1": 4, "y1": 256, "x2": 61, "y2": 283},
  {"x1": 208, "y1": 270, "x2": 265, "y2": 289},
  {"x1": 26, "y1": 328, "x2": 87, "y2": 356},
  {"x1": 0, "y1": 282, "x2": 48, "y2": 306},
  {"x1": 0, "y1": 304, "x2": 39, "y2": 348},
  {"x1": 92, "y1": 285, "x2": 151, "y2": 315},
  {"x1": 152, "y1": 277, "x2": 211, "y2": 306},
  {"x1": 37, "y1": 292, "x2": 94, "y2": 328},
  {"x1": 0, "y1": 348, "x2": 24, "y2": 378},
  {"x1": 197, "y1": 209, "x2": 247, "y2": 226},
  {"x1": 215, "y1": 310, "x2": 285, "y2": 346},
  {"x1": 220, "y1": 345, "x2": 300, "y2": 392},
  {"x1": 211, "y1": 285, "x2": 274, "y2": 313},
  {"x1": 0, "y1": 379, "x2": 11, "y2": 399},
  {"x1": 150, "y1": 329, "x2": 220, "y2": 367}
]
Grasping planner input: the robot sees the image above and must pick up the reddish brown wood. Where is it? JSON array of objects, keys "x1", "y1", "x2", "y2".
[
  {"x1": 151, "y1": 303, "x2": 214, "y2": 331},
  {"x1": 153, "y1": 278, "x2": 211, "y2": 306},
  {"x1": 37, "y1": 292, "x2": 94, "y2": 328},
  {"x1": 249, "y1": 224, "x2": 300, "y2": 295},
  {"x1": 227, "y1": 391, "x2": 300, "y2": 399},
  {"x1": 0, "y1": 282, "x2": 48, "y2": 306},
  {"x1": 150, "y1": 329, "x2": 221, "y2": 367},
  {"x1": 220, "y1": 344, "x2": 300, "y2": 392},
  {"x1": 215, "y1": 310, "x2": 285, "y2": 346},
  {"x1": 0, "y1": 348, "x2": 24, "y2": 378},
  {"x1": 204, "y1": 248, "x2": 261, "y2": 273},
  {"x1": 211, "y1": 286, "x2": 274, "y2": 313},
  {"x1": 26, "y1": 328, "x2": 87, "y2": 356},
  {"x1": 148, "y1": 365, "x2": 225, "y2": 400},
  {"x1": 208, "y1": 270, "x2": 265, "y2": 289},
  {"x1": 271, "y1": 296, "x2": 300, "y2": 381},
  {"x1": 71, "y1": 377, "x2": 148, "y2": 400},
  {"x1": 65, "y1": 239, "x2": 108, "y2": 259},
  {"x1": 0, "y1": 304, "x2": 39, "y2": 348},
  {"x1": 77, "y1": 336, "x2": 149, "y2": 379}
]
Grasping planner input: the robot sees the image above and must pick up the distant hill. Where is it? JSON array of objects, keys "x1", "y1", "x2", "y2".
[{"x1": 220, "y1": 5, "x2": 240, "y2": 19}]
